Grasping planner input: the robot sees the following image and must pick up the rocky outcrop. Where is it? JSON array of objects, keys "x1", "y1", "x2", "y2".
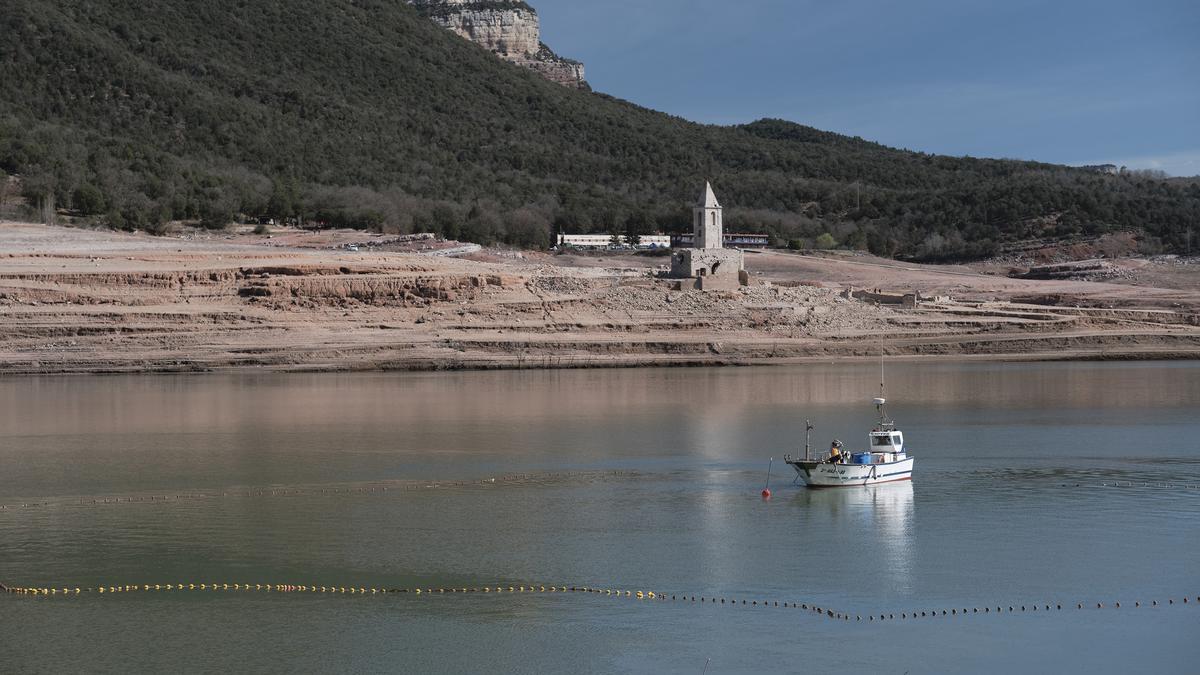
[
  {"x1": 513, "y1": 42, "x2": 586, "y2": 88},
  {"x1": 411, "y1": 0, "x2": 541, "y2": 54},
  {"x1": 408, "y1": 0, "x2": 587, "y2": 88}
]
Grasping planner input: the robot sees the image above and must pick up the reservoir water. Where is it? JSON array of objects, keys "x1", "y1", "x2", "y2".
[{"x1": 1, "y1": 362, "x2": 1198, "y2": 673}]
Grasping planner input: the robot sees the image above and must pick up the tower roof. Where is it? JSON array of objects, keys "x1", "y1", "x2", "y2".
[{"x1": 700, "y1": 181, "x2": 721, "y2": 209}]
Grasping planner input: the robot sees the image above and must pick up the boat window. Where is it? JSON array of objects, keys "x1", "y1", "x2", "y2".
[
  {"x1": 871, "y1": 435, "x2": 892, "y2": 446},
  {"x1": 892, "y1": 435, "x2": 902, "y2": 445}
]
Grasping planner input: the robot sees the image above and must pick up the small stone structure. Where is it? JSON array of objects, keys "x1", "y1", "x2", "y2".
[
  {"x1": 843, "y1": 287, "x2": 922, "y2": 308},
  {"x1": 670, "y1": 183, "x2": 746, "y2": 290}
]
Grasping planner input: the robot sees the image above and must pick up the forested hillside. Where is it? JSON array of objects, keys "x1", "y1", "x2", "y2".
[{"x1": 1, "y1": 0, "x2": 1196, "y2": 258}]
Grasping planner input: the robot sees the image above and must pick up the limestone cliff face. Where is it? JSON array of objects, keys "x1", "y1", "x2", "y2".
[{"x1": 408, "y1": 0, "x2": 587, "y2": 88}]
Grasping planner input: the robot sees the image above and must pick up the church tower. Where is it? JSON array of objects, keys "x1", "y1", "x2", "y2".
[
  {"x1": 694, "y1": 182, "x2": 723, "y2": 249},
  {"x1": 670, "y1": 180, "x2": 745, "y2": 289}
]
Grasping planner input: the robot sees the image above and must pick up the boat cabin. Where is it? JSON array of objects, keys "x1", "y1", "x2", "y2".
[
  {"x1": 860, "y1": 429, "x2": 906, "y2": 464},
  {"x1": 870, "y1": 430, "x2": 904, "y2": 453}
]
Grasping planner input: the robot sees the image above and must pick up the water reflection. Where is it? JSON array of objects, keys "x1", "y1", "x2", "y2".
[
  {"x1": 792, "y1": 482, "x2": 915, "y2": 591},
  {"x1": 2, "y1": 362, "x2": 1197, "y2": 439}
]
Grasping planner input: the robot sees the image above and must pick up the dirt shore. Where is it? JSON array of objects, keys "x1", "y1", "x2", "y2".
[{"x1": 1, "y1": 221, "x2": 1198, "y2": 375}]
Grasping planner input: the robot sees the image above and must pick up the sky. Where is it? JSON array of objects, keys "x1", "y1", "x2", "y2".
[{"x1": 532, "y1": 0, "x2": 1200, "y2": 176}]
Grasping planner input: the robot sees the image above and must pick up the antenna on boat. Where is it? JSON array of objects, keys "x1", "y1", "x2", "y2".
[
  {"x1": 874, "y1": 348, "x2": 891, "y2": 428},
  {"x1": 804, "y1": 419, "x2": 813, "y2": 460},
  {"x1": 880, "y1": 350, "x2": 885, "y2": 396}
]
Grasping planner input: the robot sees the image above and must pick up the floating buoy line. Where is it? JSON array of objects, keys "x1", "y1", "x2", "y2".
[
  {"x1": 3, "y1": 580, "x2": 1195, "y2": 624},
  {"x1": 1090, "y1": 481, "x2": 1200, "y2": 489},
  {"x1": 3, "y1": 470, "x2": 1195, "y2": 623}
]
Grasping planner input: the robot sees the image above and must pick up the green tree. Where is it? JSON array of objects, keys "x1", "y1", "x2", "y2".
[
  {"x1": 431, "y1": 204, "x2": 460, "y2": 240},
  {"x1": 199, "y1": 194, "x2": 238, "y2": 230},
  {"x1": 72, "y1": 184, "x2": 105, "y2": 215},
  {"x1": 461, "y1": 203, "x2": 501, "y2": 244},
  {"x1": 266, "y1": 177, "x2": 300, "y2": 220},
  {"x1": 623, "y1": 212, "x2": 654, "y2": 247},
  {"x1": 505, "y1": 207, "x2": 551, "y2": 249}
]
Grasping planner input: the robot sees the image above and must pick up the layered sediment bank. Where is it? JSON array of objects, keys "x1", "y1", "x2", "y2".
[{"x1": 1, "y1": 222, "x2": 1197, "y2": 375}]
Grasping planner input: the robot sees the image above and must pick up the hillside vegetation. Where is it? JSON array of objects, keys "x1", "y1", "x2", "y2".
[{"x1": 1, "y1": 0, "x2": 1197, "y2": 258}]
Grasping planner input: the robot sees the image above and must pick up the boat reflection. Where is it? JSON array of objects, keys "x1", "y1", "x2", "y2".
[{"x1": 792, "y1": 481, "x2": 915, "y2": 590}]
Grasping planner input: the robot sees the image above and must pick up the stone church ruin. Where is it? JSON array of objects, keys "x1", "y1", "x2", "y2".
[{"x1": 669, "y1": 182, "x2": 748, "y2": 291}]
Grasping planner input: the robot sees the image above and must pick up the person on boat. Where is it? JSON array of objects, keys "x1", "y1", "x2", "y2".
[{"x1": 828, "y1": 440, "x2": 844, "y2": 463}]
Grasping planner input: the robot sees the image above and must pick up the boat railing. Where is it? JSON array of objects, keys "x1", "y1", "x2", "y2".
[
  {"x1": 784, "y1": 451, "x2": 835, "y2": 464},
  {"x1": 786, "y1": 450, "x2": 912, "y2": 465}
]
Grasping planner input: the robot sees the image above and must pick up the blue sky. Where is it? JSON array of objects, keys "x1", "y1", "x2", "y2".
[{"x1": 533, "y1": 0, "x2": 1200, "y2": 176}]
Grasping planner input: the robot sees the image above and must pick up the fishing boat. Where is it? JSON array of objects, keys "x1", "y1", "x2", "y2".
[{"x1": 784, "y1": 386, "x2": 914, "y2": 488}]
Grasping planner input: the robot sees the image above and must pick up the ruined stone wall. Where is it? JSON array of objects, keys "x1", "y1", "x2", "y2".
[
  {"x1": 670, "y1": 249, "x2": 745, "y2": 284},
  {"x1": 844, "y1": 287, "x2": 921, "y2": 308}
]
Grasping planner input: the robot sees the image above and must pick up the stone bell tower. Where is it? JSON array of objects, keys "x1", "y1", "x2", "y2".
[
  {"x1": 694, "y1": 181, "x2": 723, "y2": 249},
  {"x1": 669, "y1": 182, "x2": 746, "y2": 290}
]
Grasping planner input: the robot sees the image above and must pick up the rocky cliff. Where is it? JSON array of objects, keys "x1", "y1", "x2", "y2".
[{"x1": 408, "y1": 0, "x2": 586, "y2": 88}]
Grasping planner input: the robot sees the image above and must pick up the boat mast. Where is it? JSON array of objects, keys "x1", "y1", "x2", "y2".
[
  {"x1": 874, "y1": 351, "x2": 892, "y2": 429},
  {"x1": 804, "y1": 419, "x2": 813, "y2": 460}
]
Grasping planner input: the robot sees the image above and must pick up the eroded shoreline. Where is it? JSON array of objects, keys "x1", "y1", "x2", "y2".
[{"x1": 2, "y1": 222, "x2": 1198, "y2": 376}]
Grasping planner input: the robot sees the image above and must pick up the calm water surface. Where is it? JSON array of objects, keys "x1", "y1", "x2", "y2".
[{"x1": 1, "y1": 363, "x2": 1198, "y2": 673}]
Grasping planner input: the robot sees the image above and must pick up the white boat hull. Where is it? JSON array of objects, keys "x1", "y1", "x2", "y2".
[{"x1": 787, "y1": 457, "x2": 914, "y2": 488}]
